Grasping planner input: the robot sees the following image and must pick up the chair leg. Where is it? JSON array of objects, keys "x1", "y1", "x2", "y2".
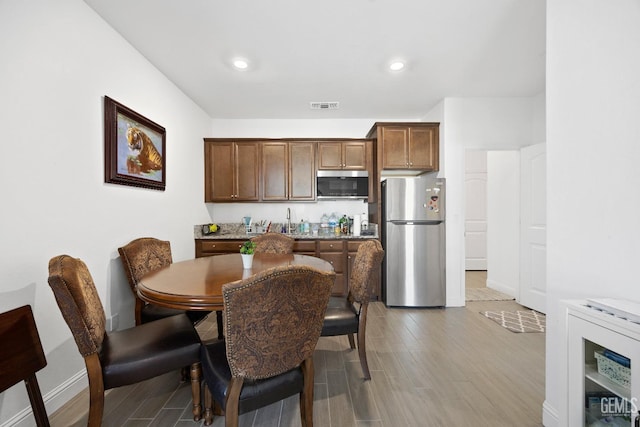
[
  {"x1": 216, "y1": 310, "x2": 224, "y2": 339},
  {"x1": 24, "y1": 374, "x2": 50, "y2": 427},
  {"x1": 85, "y1": 355, "x2": 105, "y2": 427},
  {"x1": 225, "y1": 377, "x2": 244, "y2": 427},
  {"x1": 190, "y1": 362, "x2": 202, "y2": 421},
  {"x1": 203, "y1": 385, "x2": 214, "y2": 426},
  {"x1": 299, "y1": 358, "x2": 314, "y2": 427},
  {"x1": 347, "y1": 333, "x2": 356, "y2": 350},
  {"x1": 356, "y1": 305, "x2": 370, "y2": 380}
]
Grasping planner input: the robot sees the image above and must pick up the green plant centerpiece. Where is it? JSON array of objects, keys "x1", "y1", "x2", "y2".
[
  {"x1": 240, "y1": 241, "x2": 256, "y2": 269},
  {"x1": 240, "y1": 241, "x2": 256, "y2": 255}
]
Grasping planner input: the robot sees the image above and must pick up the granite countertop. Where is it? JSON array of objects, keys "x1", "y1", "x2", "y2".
[{"x1": 194, "y1": 223, "x2": 378, "y2": 240}]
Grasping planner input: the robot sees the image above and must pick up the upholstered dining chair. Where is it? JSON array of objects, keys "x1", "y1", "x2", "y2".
[
  {"x1": 250, "y1": 233, "x2": 294, "y2": 254},
  {"x1": 200, "y1": 265, "x2": 335, "y2": 427},
  {"x1": 321, "y1": 240, "x2": 385, "y2": 380},
  {"x1": 118, "y1": 237, "x2": 210, "y2": 326},
  {"x1": 0, "y1": 305, "x2": 49, "y2": 427},
  {"x1": 47, "y1": 255, "x2": 203, "y2": 426}
]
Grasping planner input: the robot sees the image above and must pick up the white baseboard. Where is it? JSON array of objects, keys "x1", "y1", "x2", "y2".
[
  {"x1": 0, "y1": 370, "x2": 87, "y2": 427},
  {"x1": 486, "y1": 278, "x2": 515, "y2": 297},
  {"x1": 542, "y1": 400, "x2": 559, "y2": 427}
]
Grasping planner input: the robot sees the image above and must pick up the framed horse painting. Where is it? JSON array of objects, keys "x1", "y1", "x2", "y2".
[{"x1": 104, "y1": 96, "x2": 166, "y2": 190}]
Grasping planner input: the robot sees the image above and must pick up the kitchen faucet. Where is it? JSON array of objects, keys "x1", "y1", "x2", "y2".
[{"x1": 286, "y1": 207, "x2": 292, "y2": 233}]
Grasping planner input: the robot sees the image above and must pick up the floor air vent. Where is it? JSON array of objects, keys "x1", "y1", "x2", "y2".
[{"x1": 310, "y1": 102, "x2": 339, "y2": 110}]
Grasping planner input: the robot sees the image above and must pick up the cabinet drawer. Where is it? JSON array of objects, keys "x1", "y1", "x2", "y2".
[
  {"x1": 200, "y1": 240, "x2": 244, "y2": 253},
  {"x1": 293, "y1": 241, "x2": 316, "y2": 252},
  {"x1": 318, "y1": 240, "x2": 344, "y2": 252},
  {"x1": 347, "y1": 241, "x2": 366, "y2": 252},
  {"x1": 317, "y1": 253, "x2": 344, "y2": 273}
]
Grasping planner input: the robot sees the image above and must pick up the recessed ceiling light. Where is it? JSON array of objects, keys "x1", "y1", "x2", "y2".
[
  {"x1": 389, "y1": 61, "x2": 405, "y2": 71},
  {"x1": 232, "y1": 59, "x2": 249, "y2": 70}
]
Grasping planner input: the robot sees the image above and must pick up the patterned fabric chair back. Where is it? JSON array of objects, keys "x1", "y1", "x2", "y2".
[
  {"x1": 348, "y1": 240, "x2": 385, "y2": 304},
  {"x1": 47, "y1": 255, "x2": 106, "y2": 357},
  {"x1": 250, "y1": 233, "x2": 294, "y2": 254},
  {"x1": 222, "y1": 265, "x2": 335, "y2": 379},
  {"x1": 118, "y1": 237, "x2": 173, "y2": 293}
]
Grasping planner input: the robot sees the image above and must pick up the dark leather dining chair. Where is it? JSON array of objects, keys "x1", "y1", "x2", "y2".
[
  {"x1": 0, "y1": 305, "x2": 50, "y2": 427},
  {"x1": 321, "y1": 240, "x2": 385, "y2": 380},
  {"x1": 47, "y1": 255, "x2": 203, "y2": 426},
  {"x1": 250, "y1": 233, "x2": 294, "y2": 254},
  {"x1": 118, "y1": 237, "x2": 210, "y2": 326},
  {"x1": 200, "y1": 265, "x2": 335, "y2": 427}
]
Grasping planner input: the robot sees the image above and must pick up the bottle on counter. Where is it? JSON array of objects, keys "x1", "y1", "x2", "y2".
[
  {"x1": 361, "y1": 213, "x2": 369, "y2": 230},
  {"x1": 328, "y1": 213, "x2": 338, "y2": 235},
  {"x1": 339, "y1": 215, "x2": 348, "y2": 234}
]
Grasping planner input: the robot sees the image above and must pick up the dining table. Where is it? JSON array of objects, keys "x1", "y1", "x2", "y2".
[{"x1": 137, "y1": 252, "x2": 335, "y2": 312}]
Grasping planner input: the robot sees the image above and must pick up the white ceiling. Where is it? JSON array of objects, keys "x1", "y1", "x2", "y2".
[{"x1": 84, "y1": 0, "x2": 546, "y2": 120}]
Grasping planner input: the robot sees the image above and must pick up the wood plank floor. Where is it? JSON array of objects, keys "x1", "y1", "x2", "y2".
[{"x1": 49, "y1": 298, "x2": 545, "y2": 427}]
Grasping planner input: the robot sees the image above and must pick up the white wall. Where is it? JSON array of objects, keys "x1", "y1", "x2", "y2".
[
  {"x1": 544, "y1": 0, "x2": 640, "y2": 425},
  {"x1": 0, "y1": 0, "x2": 212, "y2": 423},
  {"x1": 437, "y1": 97, "x2": 538, "y2": 307},
  {"x1": 486, "y1": 151, "x2": 520, "y2": 296}
]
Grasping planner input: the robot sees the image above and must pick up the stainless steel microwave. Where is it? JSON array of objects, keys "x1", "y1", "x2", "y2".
[{"x1": 316, "y1": 170, "x2": 368, "y2": 200}]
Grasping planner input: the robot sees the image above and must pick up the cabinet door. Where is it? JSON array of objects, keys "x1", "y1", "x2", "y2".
[
  {"x1": 235, "y1": 142, "x2": 260, "y2": 201},
  {"x1": 381, "y1": 127, "x2": 409, "y2": 169},
  {"x1": 408, "y1": 127, "x2": 439, "y2": 170},
  {"x1": 343, "y1": 141, "x2": 367, "y2": 170},
  {"x1": 317, "y1": 142, "x2": 343, "y2": 169},
  {"x1": 289, "y1": 142, "x2": 316, "y2": 200},
  {"x1": 318, "y1": 240, "x2": 346, "y2": 296},
  {"x1": 318, "y1": 141, "x2": 367, "y2": 170},
  {"x1": 262, "y1": 142, "x2": 288, "y2": 201},
  {"x1": 205, "y1": 142, "x2": 235, "y2": 202}
]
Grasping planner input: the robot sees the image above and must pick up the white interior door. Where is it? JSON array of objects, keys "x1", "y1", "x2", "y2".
[
  {"x1": 465, "y1": 150, "x2": 488, "y2": 270},
  {"x1": 519, "y1": 143, "x2": 547, "y2": 313}
]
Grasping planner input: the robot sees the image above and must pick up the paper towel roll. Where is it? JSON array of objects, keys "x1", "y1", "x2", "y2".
[{"x1": 353, "y1": 214, "x2": 361, "y2": 236}]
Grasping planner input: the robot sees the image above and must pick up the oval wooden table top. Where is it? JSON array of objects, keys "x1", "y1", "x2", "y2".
[{"x1": 137, "y1": 253, "x2": 334, "y2": 311}]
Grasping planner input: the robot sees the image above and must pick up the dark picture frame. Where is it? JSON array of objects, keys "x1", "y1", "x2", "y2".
[{"x1": 104, "y1": 96, "x2": 166, "y2": 190}]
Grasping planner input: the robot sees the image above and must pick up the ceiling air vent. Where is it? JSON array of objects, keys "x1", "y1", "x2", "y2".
[{"x1": 310, "y1": 101, "x2": 339, "y2": 110}]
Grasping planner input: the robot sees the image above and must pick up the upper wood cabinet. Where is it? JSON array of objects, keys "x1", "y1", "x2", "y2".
[
  {"x1": 204, "y1": 141, "x2": 259, "y2": 202},
  {"x1": 367, "y1": 123, "x2": 439, "y2": 171},
  {"x1": 262, "y1": 141, "x2": 316, "y2": 201},
  {"x1": 317, "y1": 141, "x2": 367, "y2": 170}
]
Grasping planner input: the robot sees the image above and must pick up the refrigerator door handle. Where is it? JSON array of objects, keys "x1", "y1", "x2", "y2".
[{"x1": 389, "y1": 220, "x2": 444, "y2": 225}]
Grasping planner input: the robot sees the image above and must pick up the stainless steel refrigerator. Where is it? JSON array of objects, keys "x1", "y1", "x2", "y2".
[{"x1": 381, "y1": 175, "x2": 445, "y2": 307}]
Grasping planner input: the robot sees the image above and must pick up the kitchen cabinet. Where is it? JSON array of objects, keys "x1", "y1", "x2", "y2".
[
  {"x1": 317, "y1": 141, "x2": 367, "y2": 170},
  {"x1": 567, "y1": 301, "x2": 640, "y2": 426},
  {"x1": 262, "y1": 141, "x2": 316, "y2": 201},
  {"x1": 195, "y1": 240, "x2": 245, "y2": 257},
  {"x1": 292, "y1": 240, "x2": 316, "y2": 256},
  {"x1": 204, "y1": 141, "x2": 259, "y2": 202},
  {"x1": 367, "y1": 122, "x2": 439, "y2": 171},
  {"x1": 317, "y1": 240, "x2": 346, "y2": 296}
]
